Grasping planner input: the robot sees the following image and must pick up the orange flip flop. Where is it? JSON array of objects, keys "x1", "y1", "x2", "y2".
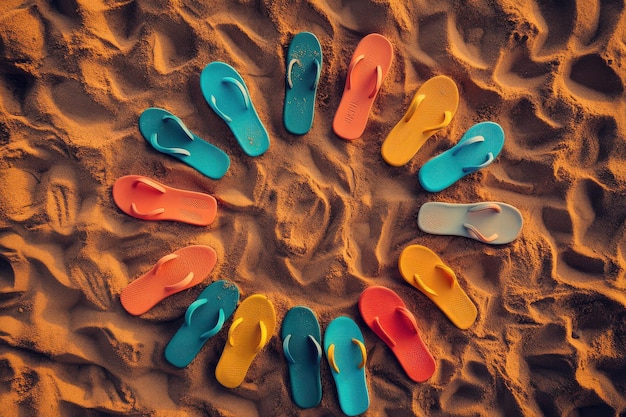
[
  {"x1": 215, "y1": 294, "x2": 276, "y2": 388},
  {"x1": 358, "y1": 286, "x2": 435, "y2": 382},
  {"x1": 381, "y1": 75, "x2": 459, "y2": 167},
  {"x1": 112, "y1": 175, "x2": 217, "y2": 226},
  {"x1": 398, "y1": 245, "x2": 477, "y2": 329},
  {"x1": 120, "y1": 245, "x2": 217, "y2": 316},
  {"x1": 333, "y1": 33, "x2": 394, "y2": 140}
]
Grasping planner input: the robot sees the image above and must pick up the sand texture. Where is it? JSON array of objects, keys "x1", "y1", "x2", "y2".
[{"x1": 1, "y1": 0, "x2": 626, "y2": 416}]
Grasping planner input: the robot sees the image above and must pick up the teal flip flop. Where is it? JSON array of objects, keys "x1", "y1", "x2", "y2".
[
  {"x1": 164, "y1": 280, "x2": 239, "y2": 368},
  {"x1": 283, "y1": 32, "x2": 322, "y2": 135},
  {"x1": 200, "y1": 62, "x2": 270, "y2": 157},
  {"x1": 418, "y1": 201, "x2": 523, "y2": 244},
  {"x1": 418, "y1": 121, "x2": 505, "y2": 192},
  {"x1": 324, "y1": 316, "x2": 369, "y2": 417},
  {"x1": 281, "y1": 306, "x2": 323, "y2": 409},
  {"x1": 138, "y1": 107, "x2": 230, "y2": 180}
]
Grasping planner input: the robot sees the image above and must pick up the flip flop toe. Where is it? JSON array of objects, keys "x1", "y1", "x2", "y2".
[
  {"x1": 359, "y1": 286, "x2": 435, "y2": 382},
  {"x1": 418, "y1": 201, "x2": 523, "y2": 244},
  {"x1": 120, "y1": 245, "x2": 217, "y2": 316},
  {"x1": 215, "y1": 294, "x2": 276, "y2": 388},
  {"x1": 281, "y1": 306, "x2": 322, "y2": 408},
  {"x1": 200, "y1": 62, "x2": 270, "y2": 157},
  {"x1": 398, "y1": 245, "x2": 477, "y2": 329},
  {"x1": 381, "y1": 75, "x2": 459, "y2": 166},
  {"x1": 283, "y1": 32, "x2": 322, "y2": 135},
  {"x1": 112, "y1": 175, "x2": 218, "y2": 226},
  {"x1": 418, "y1": 121, "x2": 505, "y2": 192},
  {"x1": 164, "y1": 280, "x2": 240, "y2": 368},
  {"x1": 138, "y1": 108, "x2": 230, "y2": 180}
]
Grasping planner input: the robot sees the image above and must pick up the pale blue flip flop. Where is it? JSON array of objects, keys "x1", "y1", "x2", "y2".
[
  {"x1": 324, "y1": 316, "x2": 369, "y2": 417},
  {"x1": 418, "y1": 121, "x2": 505, "y2": 192},
  {"x1": 139, "y1": 107, "x2": 230, "y2": 180},
  {"x1": 281, "y1": 306, "x2": 323, "y2": 409},
  {"x1": 418, "y1": 201, "x2": 523, "y2": 244},
  {"x1": 164, "y1": 280, "x2": 239, "y2": 368},
  {"x1": 200, "y1": 62, "x2": 270, "y2": 157},
  {"x1": 283, "y1": 32, "x2": 322, "y2": 135}
]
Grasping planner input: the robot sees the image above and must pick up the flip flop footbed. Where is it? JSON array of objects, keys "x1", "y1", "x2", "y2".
[
  {"x1": 112, "y1": 175, "x2": 218, "y2": 226},
  {"x1": 215, "y1": 294, "x2": 276, "y2": 388},
  {"x1": 120, "y1": 245, "x2": 217, "y2": 316},
  {"x1": 381, "y1": 75, "x2": 459, "y2": 167},
  {"x1": 359, "y1": 286, "x2": 435, "y2": 382},
  {"x1": 418, "y1": 201, "x2": 523, "y2": 244},
  {"x1": 333, "y1": 33, "x2": 394, "y2": 140},
  {"x1": 165, "y1": 280, "x2": 240, "y2": 368},
  {"x1": 398, "y1": 245, "x2": 477, "y2": 329},
  {"x1": 138, "y1": 107, "x2": 230, "y2": 180},
  {"x1": 284, "y1": 32, "x2": 322, "y2": 135},
  {"x1": 200, "y1": 62, "x2": 270, "y2": 157}
]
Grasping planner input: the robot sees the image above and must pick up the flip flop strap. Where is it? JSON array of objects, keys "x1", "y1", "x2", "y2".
[
  {"x1": 133, "y1": 177, "x2": 166, "y2": 193},
  {"x1": 462, "y1": 152, "x2": 494, "y2": 173},
  {"x1": 210, "y1": 76, "x2": 250, "y2": 123},
  {"x1": 287, "y1": 58, "x2": 321, "y2": 91},
  {"x1": 396, "y1": 306, "x2": 419, "y2": 334},
  {"x1": 413, "y1": 263, "x2": 457, "y2": 296},
  {"x1": 327, "y1": 343, "x2": 339, "y2": 373},
  {"x1": 468, "y1": 203, "x2": 502, "y2": 213},
  {"x1": 327, "y1": 339, "x2": 366, "y2": 373},
  {"x1": 312, "y1": 58, "x2": 321, "y2": 91},
  {"x1": 130, "y1": 203, "x2": 165, "y2": 217},
  {"x1": 372, "y1": 316, "x2": 396, "y2": 347},
  {"x1": 286, "y1": 58, "x2": 300, "y2": 89},
  {"x1": 164, "y1": 271, "x2": 194, "y2": 292},
  {"x1": 162, "y1": 114, "x2": 195, "y2": 141},
  {"x1": 227, "y1": 317, "x2": 268, "y2": 351},
  {"x1": 452, "y1": 135, "x2": 485, "y2": 156},
  {"x1": 228, "y1": 317, "x2": 243, "y2": 347},
  {"x1": 463, "y1": 223, "x2": 498, "y2": 243},
  {"x1": 283, "y1": 334, "x2": 322, "y2": 364},
  {"x1": 353, "y1": 338, "x2": 366, "y2": 369},
  {"x1": 346, "y1": 54, "x2": 381, "y2": 98},
  {"x1": 150, "y1": 133, "x2": 191, "y2": 156},
  {"x1": 185, "y1": 298, "x2": 208, "y2": 326},
  {"x1": 403, "y1": 94, "x2": 425, "y2": 122},
  {"x1": 153, "y1": 253, "x2": 178, "y2": 274},
  {"x1": 200, "y1": 308, "x2": 226, "y2": 340}
]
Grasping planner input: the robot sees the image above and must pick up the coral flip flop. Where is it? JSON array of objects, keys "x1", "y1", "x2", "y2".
[
  {"x1": 418, "y1": 121, "x2": 505, "y2": 192},
  {"x1": 381, "y1": 75, "x2": 459, "y2": 167},
  {"x1": 358, "y1": 286, "x2": 435, "y2": 382},
  {"x1": 324, "y1": 316, "x2": 369, "y2": 416},
  {"x1": 112, "y1": 175, "x2": 218, "y2": 226},
  {"x1": 281, "y1": 306, "x2": 323, "y2": 409},
  {"x1": 333, "y1": 33, "x2": 393, "y2": 140},
  {"x1": 215, "y1": 294, "x2": 276, "y2": 388},
  {"x1": 164, "y1": 280, "x2": 240, "y2": 368},
  {"x1": 398, "y1": 245, "x2": 477, "y2": 329},
  {"x1": 418, "y1": 201, "x2": 523, "y2": 244},
  {"x1": 283, "y1": 32, "x2": 322, "y2": 135},
  {"x1": 120, "y1": 245, "x2": 217, "y2": 316},
  {"x1": 200, "y1": 62, "x2": 270, "y2": 157},
  {"x1": 138, "y1": 107, "x2": 230, "y2": 180}
]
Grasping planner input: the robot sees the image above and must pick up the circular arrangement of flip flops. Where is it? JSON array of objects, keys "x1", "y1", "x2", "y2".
[{"x1": 112, "y1": 32, "x2": 523, "y2": 416}]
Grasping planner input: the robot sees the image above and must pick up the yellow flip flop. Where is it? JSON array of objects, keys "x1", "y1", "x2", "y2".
[
  {"x1": 215, "y1": 294, "x2": 276, "y2": 388},
  {"x1": 398, "y1": 244, "x2": 477, "y2": 329},
  {"x1": 381, "y1": 75, "x2": 459, "y2": 167}
]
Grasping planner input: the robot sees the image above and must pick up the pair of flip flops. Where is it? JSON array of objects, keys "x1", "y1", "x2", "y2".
[{"x1": 281, "y1": 308, "x2": 369, "y2": 415}]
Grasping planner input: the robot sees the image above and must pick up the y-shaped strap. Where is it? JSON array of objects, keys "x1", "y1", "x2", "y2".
[
  {"x1": 130, "y1": 203, "x2": 165, "y2": 217},
  {"x1": 133, "y1": 177, "x2": 166, "y2": 193},
  {"x1": 463, "y1": 203, "x2": 501, "y2": 242},
  {"x1": 164, "y1": 271, "x2": 194, "y2": 292},
  {"x1": 283, "y1": 334, "x2": 322, "y2": 364},
  {"x1": 153, "y1": 253, "x2": 178, "y2": 274},
  {"x1": 468, "y1": 202, "x2": 502, "y2": 213},
  {"x1": 227, "y1": 318, "x2": 268, "y2": 352},
  {"x1": 451, "y1": 135, "x2": 495, "y2": 173},
  {"x1": 404, "y1": 94, "x2": 453, "y2": 133},
  {"x1": 210, "y1": 77, "x2": 250, "y2": 123},
  {"x1": 346, "y1": 54, "x2": 381, "y2": 98},
  {"x1": 150, "y1": 133, "x2": 191, "y2": 156},
  {"x1": 413, "y1": 263, "x2": 457, "y2": 297},
  {"x1": 327, "y1": 339, "x2": 367, "y2": 374},
  {"x1": 372, "y1": 316, "x2": 396, "y2": 347},
  {"x1": 396, "y1": 306, "x2": 419, "y2": 335},
  {"x1": 184, "y1": 299, "x2": 226, "y2": 340}
]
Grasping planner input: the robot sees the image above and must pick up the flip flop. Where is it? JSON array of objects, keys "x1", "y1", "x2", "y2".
[
  {"x1": 215, "y1": 294, "x2": 276, "y2": 388},
  {"x1": 381, "y1": 75, "x2": 459, "y2": 167},
  {"x1": 120, "y1": 245, "x2": 217, "y2": 316},
  {"x1": 164, "y1": 280, "x2": 240, "y2": 368},
  {"x1": 324, "y1": 316, "x2": 369, "y2": 416},
  {"x1": 418, "y1": 201, "x2": 523, "y2": 244},
  {"x1": 398, "y1": 245, "x2": 477, "y2": 330},
  {"x1": 112, "y1": 175, "x2": 218, "y2": 226},
  {"x1": 281, "y1": 306, "x2": 322, "y2": 408},
  {"x1": 138, "y1": 107, "x2": 230, "y2": 180},
  {"x1": 332, "y1": 33, "x2": 393, "y2": 141},
  {"x1": 200, "y1": 62, "x2": 270, "y2": 157},
  {"x1": 283, "y1": 32, "x2": 322, "y2": 135},
  {"x1": 358, "y1": 286, "x2": 435, "y2": 382},
  {"x1": 418, "y1": 121, "x2": 505, "y2": 192}
]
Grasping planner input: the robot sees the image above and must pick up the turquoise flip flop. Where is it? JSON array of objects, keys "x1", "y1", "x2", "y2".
[
  {"x1": 418, "y1": 121, "x2": 505, "y2": 192},
  {"x1": 138, "y1": 108, "x2": 230, "y2": 180},
  {"x1": 283, "y1": 32, "x2": 322, "y2": 135},
  {"x1": 281, "y1": 306, "x2": 323, "y2": 409},
  {"x1": 164, "y1": 280, "x2": 239, "y2": 368},
  {"x1": 324, "y1": 316, "x2": 369, "y2": 417},
  {"x1": 200, "y1": 62, "x2": 270, "y2": 157},
  {"x1": 418, "y1": 201, "x2": 523, "y2": 244}
]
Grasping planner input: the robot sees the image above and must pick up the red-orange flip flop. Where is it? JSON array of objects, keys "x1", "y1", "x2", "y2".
[
  {"x1": 358, "y1": 286, "x2": 435, "y2": 382},
  {"x1": 333, "y1": 33, "x2": 394, "y2": 140},
  {"x1": 113, "y1": 175, "x2": 217, "y2": 226},
  {"x1": 120, "y1": 245, "x2": 217, "y2": 316}
]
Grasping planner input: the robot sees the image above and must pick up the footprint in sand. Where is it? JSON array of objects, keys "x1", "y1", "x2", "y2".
[{"x1": 42, "y1": 164, "x2": 81, "y2": 237}]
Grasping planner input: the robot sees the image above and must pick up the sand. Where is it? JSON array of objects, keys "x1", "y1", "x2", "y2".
[{"x1": 1, "y1": 0, "x2": 626, "y2": 416}]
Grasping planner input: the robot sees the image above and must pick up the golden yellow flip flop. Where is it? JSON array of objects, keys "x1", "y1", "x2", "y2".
[
  {"x1": 381, "y1": 75, "x2": 459, "y2": 167},
  {"x1": 398, "y1": 244, "x2": 477, "y2": 329},
  {"x1": 215, "y1": 294, "x2": 276, "y2": 388}
]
